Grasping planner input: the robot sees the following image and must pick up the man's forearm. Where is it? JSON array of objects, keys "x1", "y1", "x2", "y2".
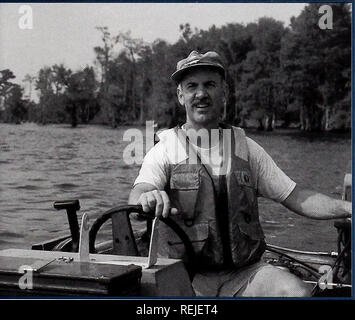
[
  {"x1": 282, "y1": 186, "x2": 352, "y2": 220},
  {"x1": 128, "y1": 187, "x2": 143, "y2": 204}
]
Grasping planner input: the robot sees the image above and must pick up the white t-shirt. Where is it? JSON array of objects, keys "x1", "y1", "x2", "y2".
[{"x1": 134, "y1": 129, "x2": 296, "y2": 203}]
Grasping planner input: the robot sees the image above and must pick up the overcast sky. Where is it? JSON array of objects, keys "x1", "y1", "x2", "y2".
[{"x1": 0, "y1": 2, "x2": 307, "y2": 92}]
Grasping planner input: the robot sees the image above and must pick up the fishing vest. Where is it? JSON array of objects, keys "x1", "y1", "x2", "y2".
[{"x1": 156, "y1": 124, "x2": 266, "y2": 270}]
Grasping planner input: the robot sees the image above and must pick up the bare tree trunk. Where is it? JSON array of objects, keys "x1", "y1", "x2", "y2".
[
  {"x1": 132, "y1": 76, "x2": 136, "y2": 120},
  {"x1": 324, "y1": 106, "x2": 330, "y2": 131},
  {"x1": 29, "y1": 80, "x2": 32, "y2": 100},
  {"x1": 130, "y1": 48, "x2": 136, "y2": 121},
  {"x1": 140, "y1": 90, "x2": 144, "y2": 124},
  {"x1": 124, "y1": 78, "x2": 127, "y2": 106},
  {"x1": 222, "y1": 101, "x2": 227, "y2": 121},
  {"x1": 305, "y1": 107, "x2": 311, "y2": 131},
  {"x1": 300, "y1": 104, "x2": 305, "y2": 131}
]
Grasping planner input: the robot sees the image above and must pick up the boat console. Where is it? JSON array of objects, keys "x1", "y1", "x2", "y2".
[{"x1": 0, "y1": 204, "x2": 194, "y2": 297}]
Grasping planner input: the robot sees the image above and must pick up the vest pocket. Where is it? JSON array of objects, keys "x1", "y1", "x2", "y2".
[
  {"x1": 169, "y1": 190, "x2": 199, "y2": 222},
  {"x1": 170, "y1": 167, "x2": 200, "y2": 221},
  {"x1": 233, "y1": 169, "x2": 254, "y2": 188},
  {"x1": 170, "y1": 171, "x2": 200, "y2": 190},
  {"x1": 165, "y1": 223, "x2": 209, "y2": 259}
]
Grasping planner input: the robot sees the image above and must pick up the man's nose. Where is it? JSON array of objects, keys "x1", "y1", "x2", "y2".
[{"x1": 195, "y1": 86, "x2": 208, "y2": 98}]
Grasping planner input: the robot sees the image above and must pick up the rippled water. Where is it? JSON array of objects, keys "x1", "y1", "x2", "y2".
[{"x1": 0, "y1": 123, "x2": 351, "y2": 252}]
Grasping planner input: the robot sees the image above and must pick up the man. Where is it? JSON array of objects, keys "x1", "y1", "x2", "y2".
[{"x1": 129, "y1": 51, "x2": 352, "y2": 297}]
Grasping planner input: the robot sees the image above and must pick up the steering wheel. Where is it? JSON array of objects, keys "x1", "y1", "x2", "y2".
[{"x1": 88, "y1": 205, "x2": 196, "y2": 279}]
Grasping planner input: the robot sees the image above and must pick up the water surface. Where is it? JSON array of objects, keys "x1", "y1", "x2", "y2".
[{"x1": 0, "y1": 123, "x2": 351, "y2": 252}]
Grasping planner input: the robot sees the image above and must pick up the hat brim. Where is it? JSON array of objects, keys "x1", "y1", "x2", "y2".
[{"x1": 171, "y1": 63, "x2": 225, "y2": 83}]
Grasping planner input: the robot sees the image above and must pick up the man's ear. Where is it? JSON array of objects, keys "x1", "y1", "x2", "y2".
[{"x1": 177, "y1": 84, "x2": 185, "y2": 106}]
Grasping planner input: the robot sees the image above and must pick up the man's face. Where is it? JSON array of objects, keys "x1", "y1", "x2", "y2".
[{"x1": 177, "y1": 68, "x2": 226, "y2": 128}]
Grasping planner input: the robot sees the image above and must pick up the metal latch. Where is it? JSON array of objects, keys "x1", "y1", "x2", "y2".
[
  {"x1": 79, "y1": 213, "x2": 90, "y2": 262},
  {"x1": 144, "y1": 217, "x2": 159, "y2": 269}
]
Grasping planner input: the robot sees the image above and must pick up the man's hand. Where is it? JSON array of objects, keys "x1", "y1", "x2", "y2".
[
  {"x1": 137, "y1": 190, "x2": 178, "y2": 218},
  {"x1": 128, "y1": 183, "x2": 178, "y2": 218}
]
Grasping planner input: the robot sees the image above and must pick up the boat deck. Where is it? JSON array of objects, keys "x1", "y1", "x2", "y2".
[{"x1": 0, "y1": 249, "x2": 194, "y2": 296}]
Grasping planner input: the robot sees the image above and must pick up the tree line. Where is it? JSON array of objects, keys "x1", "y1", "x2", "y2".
[{"x1": 0, "y1": 3, "x2": 351, "y2": 131}]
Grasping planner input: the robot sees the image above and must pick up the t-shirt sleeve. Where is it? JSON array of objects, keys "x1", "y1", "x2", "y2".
[
  {"x1": 133, "y1": 141, "x2": 169, "y2": 190},
  {"x1": 247, "y1": 137, "x2": 296, "y2": 202}
]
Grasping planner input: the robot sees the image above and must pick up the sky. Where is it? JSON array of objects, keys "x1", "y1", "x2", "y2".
[{"x1": 0, "y1": 2, "x2": 307, "y2": 95}]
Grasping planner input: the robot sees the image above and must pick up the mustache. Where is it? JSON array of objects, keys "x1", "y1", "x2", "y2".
[{"x1": 192, "y1": 99, "x2": 211, "y2": 107}]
